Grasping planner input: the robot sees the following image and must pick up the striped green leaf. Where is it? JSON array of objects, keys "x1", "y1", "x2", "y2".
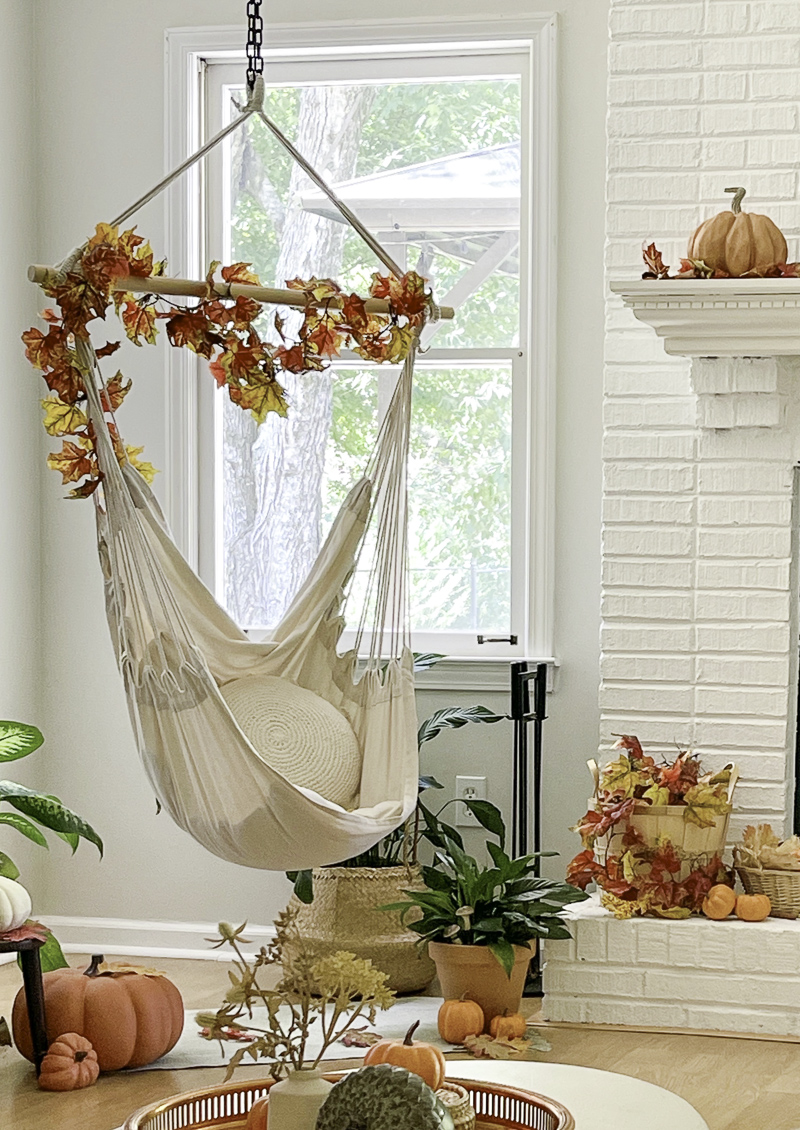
[
  {"x1": 0, "y1": 721, "x2": 43, "y2": 763},
  {"x1": 0, "y1": 812, "x2": 48, "y2": 848},
  {"x1": 0, "y1": 781, "x2": 103, "y2": 856}
]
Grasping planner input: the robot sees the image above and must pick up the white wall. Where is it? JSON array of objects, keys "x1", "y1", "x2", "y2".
[
  {"x1": 23, "y1": 0, "x2": 607, "y2": 934},
  {"x1": 0, "y1": 1, "x2": 42, "y2": 886}
]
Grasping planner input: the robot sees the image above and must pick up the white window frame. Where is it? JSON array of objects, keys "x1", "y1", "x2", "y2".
[{"x1": 164, "y1": 16, "x2": 557, "y2": 663}]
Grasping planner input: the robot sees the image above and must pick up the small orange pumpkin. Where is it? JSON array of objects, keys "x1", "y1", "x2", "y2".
[
  {"x1": 735, "y1": 893, "x2": 771, "y2": 922},
  {"x1": 437, "y1": 994, "x2": 485, "y2": 1044},
  {"x1": 38, "y1": 1033, "x2": 99, "y2": 1091},
  {"x1": 245, "y1": 1095, "x2": 269, "y2": 1130},
  {"x1": 488, "y1": 1009, "x2": 526, "y2": 1040},
  {"x1": 688, "y1": 187, "x2": 788, "y2": 277},
  {"x1": 702, "y1": 884, "x2": 737, "y2": 921},
  {"x1": 363, "y1": 1020, "x2": 445, "y2": 1090}
]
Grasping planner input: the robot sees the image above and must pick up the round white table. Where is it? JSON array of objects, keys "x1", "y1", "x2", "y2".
[{"x1": 448, "y1": 1060, "x2": 709, "y2": 1130}]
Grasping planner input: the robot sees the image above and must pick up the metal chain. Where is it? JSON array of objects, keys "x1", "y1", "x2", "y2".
[{"x1": 245, "y1": 0, "x2": 264, "y2": 93}]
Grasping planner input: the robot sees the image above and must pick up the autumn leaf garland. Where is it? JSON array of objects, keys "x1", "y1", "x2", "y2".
[{"x1": 24, "y1": 222, "x2": 431, "y2": 498}]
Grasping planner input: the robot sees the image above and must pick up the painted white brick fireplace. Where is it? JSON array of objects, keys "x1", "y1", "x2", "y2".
[{"x1": 602, "y1": 0, "x2": 800, "y2": 839}]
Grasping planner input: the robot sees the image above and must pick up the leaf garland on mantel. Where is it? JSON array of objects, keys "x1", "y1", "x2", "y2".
[
  {"x1": 642, "y1": 241, "x2": 800, "y2": 280},
  {"x1": 23, "y1": 223, "x2": 431, "y2": 499}
]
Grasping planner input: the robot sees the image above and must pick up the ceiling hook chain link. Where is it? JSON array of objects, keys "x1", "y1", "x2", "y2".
[{"x1": 245, "y1": 0, "x2": 264, "y2": 94}]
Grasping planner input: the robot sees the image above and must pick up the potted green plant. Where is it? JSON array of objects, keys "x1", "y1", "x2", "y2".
[
  {"x1": 285, "y1": 665, "x2": 506, "y2": 993},
  {"x1": 386, "y1": 809, "x2": 587, "y2": 1023},
  {"x1": 0, "y1": 719, "x2": 103, "y2": 970}
]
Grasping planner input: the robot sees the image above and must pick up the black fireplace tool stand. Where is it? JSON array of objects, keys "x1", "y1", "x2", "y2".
[{"x1": 509, "y1": 660, "x2": 548, "y2": 997}]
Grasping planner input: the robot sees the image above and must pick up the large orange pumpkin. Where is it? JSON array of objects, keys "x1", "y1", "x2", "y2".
[
  {"x1": 687, "y1": 187, "x2": 788, "y2": 277},
  {"x1": 437, "y1": 994, "x2": 485, "y2": 1043},
  {"x1": 12, "y1": 954, "x2": 184, "y2": 1071},
  {"x1": 363, "y1": 1020, "x2": 445, "y2": 1090},
  {"x1": 38, "y1": 1033, "x2": 99, "y2": 1091}
]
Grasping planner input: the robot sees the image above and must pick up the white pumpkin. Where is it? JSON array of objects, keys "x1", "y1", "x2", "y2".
[{"x1": 0, "y1": 876, "x2": 32, "y2": 933}]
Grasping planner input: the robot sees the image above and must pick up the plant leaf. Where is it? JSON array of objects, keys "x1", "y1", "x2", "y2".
[
  {"x1": 0, "y1": 852, "x2": 19, "y2": 880},
  {"x1": 0, "y1": 782, "x2": 103, "y2": 856},
  {"x1": 0, "y1": 812, "x2": 48, "y2": 848},
  {"x1": 287, "y1": 869, "x2": 314, "y2": 904},
  {"x1": 0, "y1": 722, "x2": 43, "y2": 763},
  {"x1": 488, "y1": 938, "x2": 516, "y2": 977},
  {"x1": 418, "y1": 705, "x2": 505, "y2": 747}
]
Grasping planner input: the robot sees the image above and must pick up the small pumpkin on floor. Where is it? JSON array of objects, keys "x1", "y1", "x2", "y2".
[
  {"x1": 437, "y1": 995, "x2": 484, "y2": 1043},
  {"x1": 38, "y1": 1033, "x2": 99, "y2": 1091},
  {"x1": 701, "y1": 884, "x2": 737, "y2": 920},
  {"x1": 735, "y1": 893, "x2": 771, "y2": 922},
  {"x1": 363, "y1": 1020, "x2": 445, "y2": 1090},
  {"x1": 488, "y1": 1009, "x2": 527, "y2": 1040}
]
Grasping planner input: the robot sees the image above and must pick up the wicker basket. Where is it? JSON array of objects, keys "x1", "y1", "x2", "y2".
[
  {"x1": 123, "y1": 1075, "x2": 575, "y2": 1130},
  {"x1": 736, "y1": 859, "x2": 800, "y2": 919},
  {"x1": 284, "y1": 865, "x2": 436, "y2": 993},
  {"x1": 436, "y1": 1081, "x2": 477, "y2": 1130}
]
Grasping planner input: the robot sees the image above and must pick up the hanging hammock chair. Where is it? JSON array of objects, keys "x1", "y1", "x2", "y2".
[{"x1": 29, "y1": 66, "x2": 452, "y2": 871}]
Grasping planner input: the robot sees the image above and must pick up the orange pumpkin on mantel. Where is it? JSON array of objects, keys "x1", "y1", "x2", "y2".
[
  {"x1": 12, "y1": 953, "x2": 184, "y2": 1071},
  {"x1": 363, "y1": 1020, "x2": 445, "y2": 1090},
  {"x1": 702, "y1": 884, "x2": 737, "y2": 921},
  {"x1": 687, "y1": 187, "x2": 788, "y2": 277},
  {"x1": 437, "y1": 994, "x2": 485, "y2": 1044},
  {"x1": 38, "y1": 1033, "x2": 100, "y2": 1091},
  {"x1": 735, "y1": 893, "x2": 771, "y2": 922}
]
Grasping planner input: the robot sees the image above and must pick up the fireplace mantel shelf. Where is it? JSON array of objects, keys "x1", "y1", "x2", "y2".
[{"x1": 610, "y1": 279, "x2": 800, "y2": 357}]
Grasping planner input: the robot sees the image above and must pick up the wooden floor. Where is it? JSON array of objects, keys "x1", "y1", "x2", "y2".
[{"x1": 2, "y1": 954, "x2": 800, "y2": 1130}]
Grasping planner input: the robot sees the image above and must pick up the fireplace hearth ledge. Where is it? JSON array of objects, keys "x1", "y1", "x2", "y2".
[{"x1": 542, "y1": 895, "x2": 800, "y2": 1037}]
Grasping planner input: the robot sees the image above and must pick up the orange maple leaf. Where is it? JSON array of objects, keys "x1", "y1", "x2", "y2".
[
  {"x1": 221, "y1": 262, "x2": 260, "y2": 286},
  {"x1": 82, "y1": 243, "x2": 132, "y2": 295},
  {"x1": 47, "y1": 440, "x2": 96, "y2": 484},
  {"x1": 49, "y1": 273, "x2": 107, "y2": 338},
  {"x1": 122, "y1": 303, "x2": 158, "y2": 347},
  {"x1": 100, "y1": 371, "x2": 132, "y2": 413},
  {"x1": 276, "y1": 343, "x2": 306, "y2": 373},
  {"x1": 166, "y1": 311, "x2": 219, "y2": 358}
]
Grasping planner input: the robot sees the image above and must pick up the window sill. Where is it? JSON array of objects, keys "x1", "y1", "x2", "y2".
[{"x1": 414, "y1": 656, "x2": 558, "y2": 693}]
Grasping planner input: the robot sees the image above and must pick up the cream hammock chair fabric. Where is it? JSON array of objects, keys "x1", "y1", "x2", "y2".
[{"x1": 64, "y1": 79, "x2": 427, "y2": 871}]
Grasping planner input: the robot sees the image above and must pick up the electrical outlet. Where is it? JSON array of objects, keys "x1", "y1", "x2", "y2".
[{"x1": 455, "y1": 775, "x2": 487, "y2": 826}]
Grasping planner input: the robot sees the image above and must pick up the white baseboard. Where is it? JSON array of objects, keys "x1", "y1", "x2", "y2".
[{"x1": 3, "y1": 916, "x2": 276, "y2": 963}]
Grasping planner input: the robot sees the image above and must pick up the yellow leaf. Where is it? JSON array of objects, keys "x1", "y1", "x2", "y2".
[
  {"x1": 125, "y1": 445, "x2": 158, "y2": 484},
  {"x1": 97, "y1": 961, "x2": 167, "y2": 977},
  {"x1": 41, "y1": 397, "x2": 88, "y2": 436},
  {"x1": 87, "y1": 222, "x2": 119, "y2": 249},
  {"x1": 600, "y1": 754, "x2": 648, "y2": 799},
  {"x1": 682, "y1": 783, "x2": 731, "y2": 829}
]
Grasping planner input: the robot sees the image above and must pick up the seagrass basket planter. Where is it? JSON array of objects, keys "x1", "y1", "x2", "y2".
[
  {"x1": 734, "y1": 854, "x2": 800, "y2": 920},
  {"x1": 284, "y1": 865, "x2": 436, "y2": 993}
]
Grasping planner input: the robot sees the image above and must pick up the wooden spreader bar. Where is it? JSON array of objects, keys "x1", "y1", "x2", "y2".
[{"x1": 28, "y1": 265, "x2": 454, "y2": 320}]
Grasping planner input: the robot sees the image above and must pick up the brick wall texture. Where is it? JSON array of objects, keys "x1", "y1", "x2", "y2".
[
  {"x1": 603, "y1": 0, "x2": 800, "y2": 836},
  {"x1": 543, "y1": 899, "x2": 800, "y2": 1035}
]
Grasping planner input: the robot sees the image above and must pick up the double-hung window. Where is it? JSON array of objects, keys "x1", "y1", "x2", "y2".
[{"x1": 166, "y1": 20, "x2": 555, "y2": 660}]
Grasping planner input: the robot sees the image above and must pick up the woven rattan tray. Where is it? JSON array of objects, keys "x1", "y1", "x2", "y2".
[{"x1": 123, "y1": 1074, "x2": 575, "y2": 1130}]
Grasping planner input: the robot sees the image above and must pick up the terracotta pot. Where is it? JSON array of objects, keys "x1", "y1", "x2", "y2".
[
  {"x1": 284, "y1": 866, "x2": 436, "y2": 993},
  {"x1": 428, "y1": 941, "x2": 533, "y2": 1028}
]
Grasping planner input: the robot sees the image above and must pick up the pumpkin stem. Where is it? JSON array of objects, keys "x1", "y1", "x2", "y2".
[
  {"x1": 74, "y1": 1050, "x2": 88, "y2": 1062},
  {"x1": 725, "y1": 186, "x2": 746, "y2": 215},
  {"x1": 84, "y1": 954, "x2": 104, "y2": 978},
  {"x1": 403, "y1": 1020, "x2": 420, "y2": 1046}
]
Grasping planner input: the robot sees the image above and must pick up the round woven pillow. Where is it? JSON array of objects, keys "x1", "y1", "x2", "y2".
[{"x1": 220, "y1": 675, "x2": 362, "y2": 809}]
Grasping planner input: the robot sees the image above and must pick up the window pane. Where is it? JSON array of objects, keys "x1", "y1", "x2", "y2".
[
  {"x1": 227, "y1": 77, "x2": 521, "y2": 347},
  {"x1": 219, "y1": 68, "x2": 519, "y2": 638},
  {"x1": 408, "y1": 364, "x2": 511, "y2": 634}
]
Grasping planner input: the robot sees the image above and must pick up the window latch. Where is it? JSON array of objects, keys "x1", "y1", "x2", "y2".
[{"x1": 477, "y1": 635, "x2": 518, "y2": 645}]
